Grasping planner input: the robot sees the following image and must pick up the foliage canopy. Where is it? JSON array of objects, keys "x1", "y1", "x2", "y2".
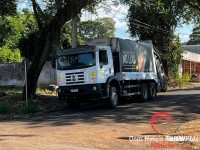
[
  {"x1": 187, "y1": 25, "x2": 200, "y2": 45},
  {"x1": 79, "y1": 17, "x2": 115, "y2": 42}
]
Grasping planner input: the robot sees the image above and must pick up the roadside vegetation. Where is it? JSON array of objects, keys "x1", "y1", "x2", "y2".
[
  {"x1": 167, "y1": 73, "x2": 199, "y2": 91},
  {"x1": 0, "y1": 87, "x2": 35, "y2": 115},
  {"x1": 0, "y1": 0, "x2": 199, "y2": 99},
  {"x1": 0, "y1": 86, "x2": 66, "y2": 117}
]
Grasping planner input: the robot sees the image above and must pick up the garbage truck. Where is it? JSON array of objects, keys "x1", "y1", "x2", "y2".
[{"x1": 55, "y1": 38, "x2": 167, "y2": 109}]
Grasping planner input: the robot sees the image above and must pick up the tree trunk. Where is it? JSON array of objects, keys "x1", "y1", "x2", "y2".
[
  {"x1": 162, "y1": 59, "x2": 168, "y2": 76},
  {"x1": 22, "y1": 29, "x2": 57, "y2": 99}
]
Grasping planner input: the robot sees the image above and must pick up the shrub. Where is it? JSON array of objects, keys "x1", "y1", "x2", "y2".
[{"x1": 175, "y1": 73, "x2": 190, "y2": 88}]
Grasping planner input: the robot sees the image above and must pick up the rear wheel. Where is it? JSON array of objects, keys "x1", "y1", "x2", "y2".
[
  {"x1": 107, "y1": 86, "x2": 118, "y2": 108},
  {"x1": 149, "y1": 83, "x2": 157, "y2": 100},
  {"x1": 67, "y1": 98, "x2": 80, "y2": 110},
  {"x1": 139, "y1": 84, "x2": 149, "y2": 102}
]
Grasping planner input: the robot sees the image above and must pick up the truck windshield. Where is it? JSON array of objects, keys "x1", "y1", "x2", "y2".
[{"x1": 57, "y1": 52, "x2": 96, "y2": 70}]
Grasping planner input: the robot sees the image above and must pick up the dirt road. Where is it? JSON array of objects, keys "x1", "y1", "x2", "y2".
[{"x1": 0, "y1": 87, "x2": 200, "y2": 150}]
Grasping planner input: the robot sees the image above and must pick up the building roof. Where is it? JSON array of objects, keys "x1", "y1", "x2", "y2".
[
  {"x1": 182, "y1": 45, "x2": 200, "y2": 54},
  {"x1": 183, "y1": 51, "x2": 200, "y2": 63}
]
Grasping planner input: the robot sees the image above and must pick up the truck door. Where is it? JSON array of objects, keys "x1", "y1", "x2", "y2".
[{"x1": 99, "y1": 48, "x2": 114, "y2": 81}]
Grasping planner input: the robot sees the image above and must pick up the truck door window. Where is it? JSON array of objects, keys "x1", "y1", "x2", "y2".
[{"x1": 99, "y1": 50, "x2": 108, "y2": 66}]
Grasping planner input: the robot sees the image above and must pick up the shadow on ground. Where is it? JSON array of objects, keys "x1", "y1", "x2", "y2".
[{"x1": 2, "y1": 87, "x2": 200, "y2": 128}]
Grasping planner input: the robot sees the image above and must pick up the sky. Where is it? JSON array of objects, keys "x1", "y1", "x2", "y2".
[
  {"x1": 86, "y1": 2, "x2": 194, "y2": 43},
  {"x1": 17, "y1": 0, "x2": 193, "y2": 43}
]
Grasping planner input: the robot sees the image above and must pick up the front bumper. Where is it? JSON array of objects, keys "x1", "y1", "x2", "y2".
[{"x1": 58, "y1": 84, "x2": 108, "y2": 99}]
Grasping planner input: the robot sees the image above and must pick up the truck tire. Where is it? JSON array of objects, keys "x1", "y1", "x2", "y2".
[
  {"x1": 107, "y1": 86, "x2": 118, "y2": 108},
  {"x1": 67, "y1": 98, "x2": 80, "y2": 110},
  {"x1": 139, "y1": 84, "x2": 149, "y2": 102},
  {"x1": 149, "y1": 83, "x2": 157, "y2": 100}
]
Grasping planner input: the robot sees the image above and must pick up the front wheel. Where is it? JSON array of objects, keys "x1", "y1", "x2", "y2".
[{"x1": 107, "y1": 86, "x2": 118, "y2": 108}]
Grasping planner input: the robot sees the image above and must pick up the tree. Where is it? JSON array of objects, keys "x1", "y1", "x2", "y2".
[
  {"x1": 78, "y1": 17, "x2": 115, "y2": 42},
  {"x1": 0, "y1": 10, "x2": 34, "y2": 63},
  {"x1": 0, "y1": 0, "x2": 16, "y2": 16},
  {"x1": 17, "y1": 0, "x2": 103, "y2": 99},
  {"x1": 58, "y1": 17, "x2": 115, "y2": 49},
  {"x1": 181, "y1": 0, "x2": 200, "y2": 12},
  {"x1": 59, "y1": 23, "x2": 84, "y2": 49},
  {"x1": 126, "y1": 0, "x2": 199, "y2": 76},
  {"x1": 187, "y1": 25, "x2": 200, "y2": 45},
  {"x1": 0, "y1": 46, "x2": 22, "y2": 63}
]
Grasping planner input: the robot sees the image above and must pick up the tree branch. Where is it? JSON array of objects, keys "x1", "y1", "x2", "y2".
[
  {"x1": 31, "y1": 0, "x2": 43, "y2": 30},
  {"x1": 36, "y1": 2, "x2": 44, "y2": 16},
  {"x1": 48, "y1": 0, "x2": 92, "y2": 30},
  {"x1": 186, "y1": 1, "x2": 200, "y2": 12}
]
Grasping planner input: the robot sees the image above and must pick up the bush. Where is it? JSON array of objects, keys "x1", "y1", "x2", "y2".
[
  {"x1": 182, "y1": 73, "x2": 190, "y2": 82},
  {"x1": 176, "y1": 73, "x2": 190, "y2": 88},
  {"x1": 0, "y1": 102, "x2": 11, "y2": 114}
]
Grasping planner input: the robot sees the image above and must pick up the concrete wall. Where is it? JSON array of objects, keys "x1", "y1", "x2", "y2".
[
  {"x1": 38, "y1": 61, "x2": 57, "y2": 86},
  {"x1": 0, "y1": 61, "x2": 56, "y2": 87}
]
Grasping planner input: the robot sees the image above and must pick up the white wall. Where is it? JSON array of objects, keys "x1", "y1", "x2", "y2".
[{"x1": 0, "y1": 61, "x2": 56, "y2": 87}]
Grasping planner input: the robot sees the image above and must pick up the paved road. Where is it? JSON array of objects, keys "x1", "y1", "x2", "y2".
[{"x1": 0, "y1": 87, "x2": 200, "y2": 150}]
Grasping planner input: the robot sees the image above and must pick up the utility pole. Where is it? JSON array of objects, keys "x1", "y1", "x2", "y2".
[
  {"x1": 71, "y1": 16, "x2": 78, "y2": 48},
  {"x1": 24, "y1": 58, "x2": 28, "y2": 107}
]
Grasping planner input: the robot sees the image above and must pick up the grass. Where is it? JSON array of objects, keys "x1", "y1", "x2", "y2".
[
  {"x1": 0, "y1": 86, "x2": 61, "y2": 116},
  {"x1": 0, "y1": 102, "x2": 11, "y2": 114},
  {"x1": 36, "y1": 86, "x2": 57, "y2": 96},
  {"x1": 0, "y1": 86, "x2": 22, "y2": 94},
  {"x1": 21, "y1": 101, "x2": 38, "y2": 114},
  {"x1": 0, "y1": 87, "x2": 22, "y2": 114},
  {"x1": 0, "y1": 87, "x2": 39, "y2": 114}
]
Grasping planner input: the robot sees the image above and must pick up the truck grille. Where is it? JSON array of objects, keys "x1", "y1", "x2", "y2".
[{"x1": 65, "y1": 72, "x2": 85, "y2": 85}]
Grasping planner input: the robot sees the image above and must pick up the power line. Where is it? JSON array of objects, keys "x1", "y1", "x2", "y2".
[{"x1": 100, "y1": 4, "x2": 172, "y2": 35}]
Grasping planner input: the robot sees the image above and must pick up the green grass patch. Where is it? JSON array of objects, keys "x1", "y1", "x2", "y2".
[
  {"x1": 0, "y1": 86, "x2": 60, "y2": 116},
  {"x1": 20, "y1": 101, "x2": 39, "y2": 114},
  {"x1": 0, "y1": 86, "x2": 22, "y2": 94}
]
